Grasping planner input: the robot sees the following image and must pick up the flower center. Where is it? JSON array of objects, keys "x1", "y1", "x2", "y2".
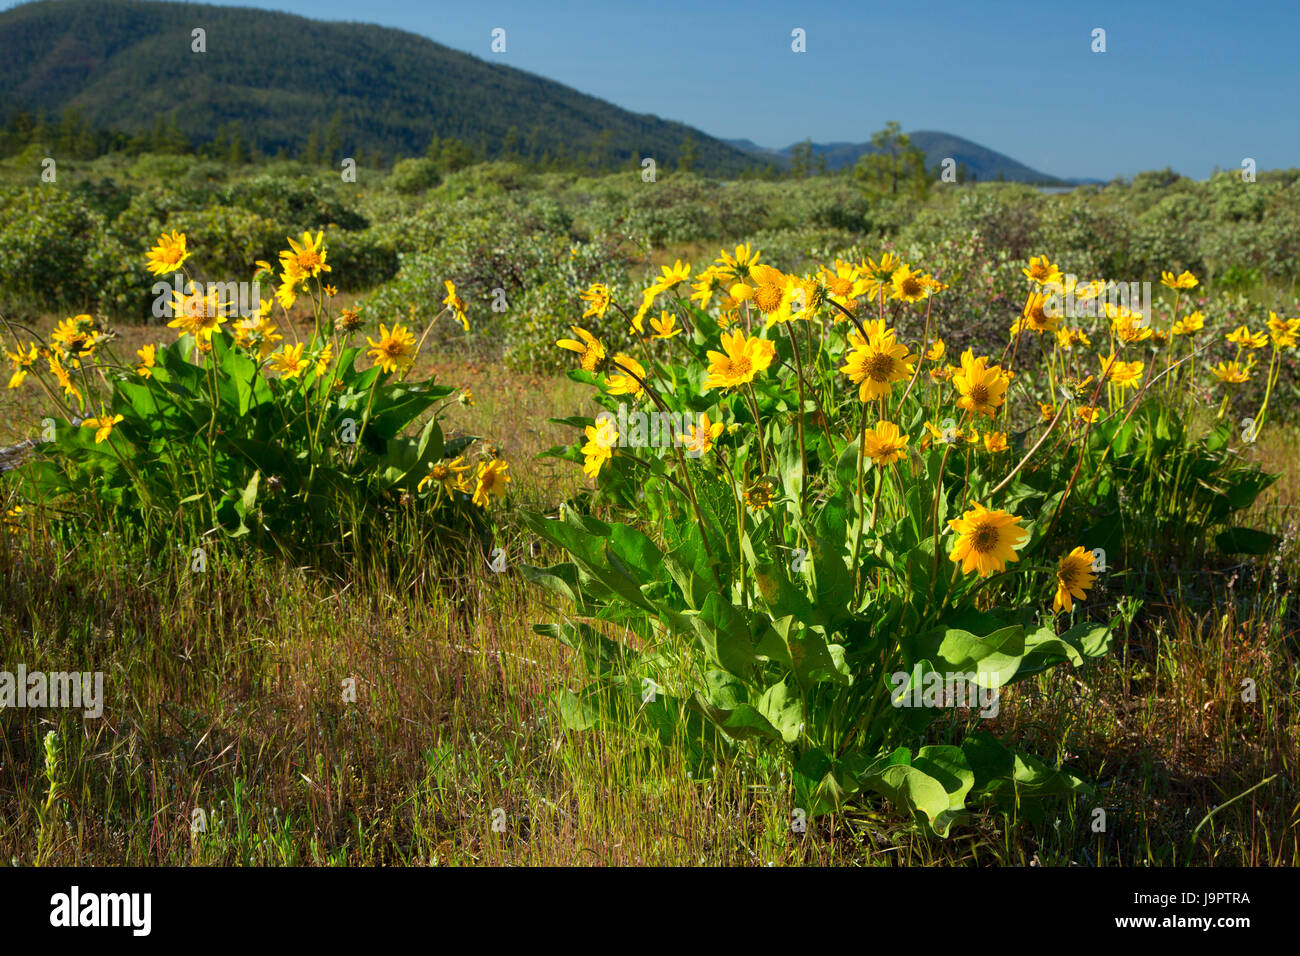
[
  {"x1": 971, "y1": 525, "x2": 999, "y2": 553},
  {"x1": 864, "y1": 352, "x2": 895, "y2": 381}
]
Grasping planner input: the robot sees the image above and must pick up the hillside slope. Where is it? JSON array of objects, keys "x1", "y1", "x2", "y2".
[{"x1": 0, "y1": 0, "x2": 758, "y2": 172}]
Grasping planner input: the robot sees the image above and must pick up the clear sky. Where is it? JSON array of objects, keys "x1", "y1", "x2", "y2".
[{"x1": 11, "y1": 0, "x2": 1299, "y2": 179}]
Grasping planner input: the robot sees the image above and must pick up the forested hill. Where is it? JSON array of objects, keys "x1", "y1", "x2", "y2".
[{"x1": 0, "y1": 0, "x2": 758, "y2": 172}]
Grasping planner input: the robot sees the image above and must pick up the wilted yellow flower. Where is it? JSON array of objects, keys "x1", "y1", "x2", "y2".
[
  {"x1": 925, "y1": 338, "x2": 946, "y2": 362},
  {"x1": 579, "y1": 283, "x2": 611, "y2": 320},
  {"x1": 443, "y1": 280, "x2": 470, "y2": 331},
  {"x1": 232, "y1": 314, "x2": 283, "y2": 359},
  {"x1": 743, "y1": 476, "x2": 778, "y2": 511}
]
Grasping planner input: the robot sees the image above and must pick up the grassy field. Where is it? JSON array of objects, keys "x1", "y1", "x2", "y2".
[{"x1": 2, "y1": 308, "x2": 1297, "y2": 866}]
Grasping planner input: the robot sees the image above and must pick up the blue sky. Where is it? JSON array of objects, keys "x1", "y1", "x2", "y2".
[{"x1": 13, "y1": 0, "x2": 1299, "y2": 178}]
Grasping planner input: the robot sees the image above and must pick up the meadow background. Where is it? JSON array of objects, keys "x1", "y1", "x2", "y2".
[{"x1": 0, "y1": 138, "x2": 1297, "y2": 865}]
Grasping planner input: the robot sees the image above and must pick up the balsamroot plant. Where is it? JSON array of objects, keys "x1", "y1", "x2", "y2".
[
  {"x1": 2, "y1": 230, "x2": 508, "y2": 561},
  {"x1": 521, "y1": 249, "x2": 1291, "y2": 832}
]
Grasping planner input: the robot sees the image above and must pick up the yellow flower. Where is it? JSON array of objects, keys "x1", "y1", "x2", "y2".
[
  {"x1": 1022, "y1": 255, "x2": 1062, "y2": 286},
  {"x1": 861, "y1": 420, "x2": 909, "y2": 466},
  {"x1": 1053, "y1": 546, "x2": 1097, "y2": 613},
  {"x1": 681, "y1": 412, "x2": 725, "y2": 457},
  {"x1": 1013, "y1": 292, "x2": 1060, "y2": 335},
  {"x1": 605, "y1": 353, "x2": 646, "y2": 398},
  {"x1": 1225, "y1": 325, "x2": 1267, "y2": 349},
  {"x1": 748, "y1": 264, "x2": 789, "y2": 314},
  {"x1": 48, "y1": 352, "x2": 81, "y2": 403},
  {"x1": 136, "y1": 344, "x2": 156, "y2": 378},
  {"x1": 1111, "y1": 309, "x2": 1152, "y2": 344},
  {"x1": 840, "y1": 326, "x2": 916, "y2": 401},
  {"x1": 649, "y1": 311, "x2": 682, "y2": 339},
  {"x1": 366, "y1": 323, "x2": 417, "y2": 373},
  {"x1": 716, "y1": 243, "x2": 761, "y2": 283},
  {"x1": 743, "y1": 476, "x2": 778, "y2": 511},
  {"x1": 145, "y1": 230, "x2": 189, "y2": 276},
  {"x1": 442, "y1": 280, "x2": 470, "y2": 331},
  {"x1": 983, "y1": 431, "x2": 1009, "y2": 453},
  {"x1": 1076, "y1": 405, "x2": 1101, "y2": 425},
  {"x1": 1210, "y1": 360, "x2": 1251, "y2": 384},
  {"x1": 704, "y1": 329, "x2": 775, "y2": 390},
  {"x1": 581, "y1": 420, "x2": 618, "y2": 478},
  {"x1": 275, "y1": 273, "x2": 299, "y2": 310},
  {"x1": 418, "y1": 455, "x2": 471, "y2": 493},
  {"x1": 1038, "y1": 402, "x2": 1056, "y2": 423},
  {"x1": 1160, "y1": 269, "x2": 1198, "y2": 290},
  {"x1": 268, "y1": 342, "x2": 309, "y2": 380},
  {"x1": 948, "y1": 502, "x2": 1028, "y2": 577},
  {"x1": 556, "y1": 326, "x2": 606, "y2": 372},
  {"x1": 50, "y1": 314, "x2": 102, "y2": 363},
  {"x1": 5, "y1": 341, "x2": 38, "y2": 389},
  {"x1": 1172, "y1": 311, "x2": 1204, "y2": 336},
  {"x1": 167, "y1": 283, "x2": 228, "y2": 342},
  {"x1": 889, "y1": 264, "x2": 934, "y2": 303},
  {"x1": 1099, "y1": 352, "x2": 1144, "y2": 389},
  {"x1": 81, "y1": 410, "x2": 123, "y2": 444},
  {"x1": 232, "y1": 314, "x2": 283, "y2": 359},
  {"x1": 1055, "y1": 327, "x2": 1091, "y2": 350},
  {"x1": 279, "y1": 231, "x2": 330, "y2": 278},
  {"x1": 579, "y1": 283, "x2": 612, "y2": 320},
  {"x1": 1266, "y1": 312, "x2": 1299, "y2": 349},
  {"x1": 650, "y1": 259, "x2": 691, "y2": 293},
  {"x1": 314, "y1": 342, "x2": 333, "y2": 377},
  {"x1": 953, "y1": 349, "x2": 1010, "y2": 418},
  {"x1": 925, "y1": 338, "x2": 946, "y2": 362},
  {"x1": 472, "y1": 459, "x2": 511, "y2": 508},
  {"x1": 858, "y1": 253, "x2": 900, "y2": 301}
]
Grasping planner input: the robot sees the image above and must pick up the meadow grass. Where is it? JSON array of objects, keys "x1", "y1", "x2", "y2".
[{"x1": 1, "y1": 318, "x2": 1297, "y2": 866}]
